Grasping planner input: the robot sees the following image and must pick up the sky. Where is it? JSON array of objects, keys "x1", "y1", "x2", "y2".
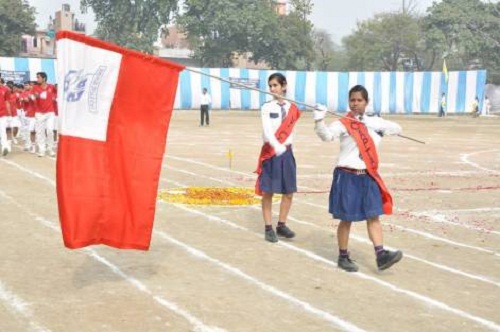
[
  {"x1": 310, "y1": 0, "x2": 437, "y2": 43},
  {"x1": 28, "y1": 0, "x2": 438, "y2": 43},
  {"x1": 28, "y1": 0, "x2": 97, "y2": 32}
]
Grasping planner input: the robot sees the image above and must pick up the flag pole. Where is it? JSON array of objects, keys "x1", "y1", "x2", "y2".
[{"x1": 185, "y1": 67, "x2": 426, "y2": 144}]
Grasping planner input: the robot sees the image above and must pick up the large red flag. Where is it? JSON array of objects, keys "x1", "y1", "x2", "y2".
[{"x1": 55, "y1": 31, "x2": 184, "y2": 250}]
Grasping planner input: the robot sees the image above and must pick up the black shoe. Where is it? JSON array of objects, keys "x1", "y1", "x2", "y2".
[
  {"x1": 376, "y1": 250, "x2": 403, "y2": 270},
  {"x1": 337, "y1": 256, "x2": 358, "y2": 272},
  {"x1": 265, "y1": 229, "x2": 278, "y2": 243},
  {"x1": 276, "y1": 224, "x2": 295, "y2": 238}
]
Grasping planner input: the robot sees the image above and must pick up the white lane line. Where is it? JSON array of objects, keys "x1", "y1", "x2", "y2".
[
  {"x1": 301, "y1": 199, "x2": 500, "y2": 257},
  {"x1": 460, "y1": 150, "x2": 500, "y2": 174},
  {"x1": 163, "y1": 176, "x2": 500, "y2": 289},
  {"x1": 418, "y1": 207, "x2": 500, "y2": 214},
  {"x1": 407, "y1": 211, "x2": 500, "y2": 236},
  {"x1": 1, "y1": 158, "x2": 56, "y2": 186},
  {"x1": 0, "y1": 176, "x2": 364, "y2": 332},
  {"x1": 0, "y1": 189, "x2": 227, "y2": 332},
  {"x1": 0, "y1": 280, "x2": 51, "y2": 332},
  {"x1": 165, "y1": 164, "x2": 500, "y2": 263},
  {"x1": 162, "y1": 199, "x2": 500, "y2": 332},
  {"x1": 165, "y1": 156, "x2": 320, "y2": 191},
  {"x1": 4, "y1": 155, "x2": 500, "y2": 330},
  {"x1": 155, "y1": 230, "x2": 366, "y2": 332},
  {"x1": 386, "y1": 223, "x2": 500, "y2": 257},
  {"x1": 298, "y1": 170, "x2": 490, "y2": 178}
]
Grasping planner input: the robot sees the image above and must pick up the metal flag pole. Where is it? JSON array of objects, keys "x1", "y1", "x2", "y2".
[{"x1": 185, "y1": 67, "x2": 426, "y2": 144}]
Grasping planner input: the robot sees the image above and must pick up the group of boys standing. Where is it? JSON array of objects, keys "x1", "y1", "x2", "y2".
[{"x1": 0, "y1": 72, "x2": 57, "y2": 157}]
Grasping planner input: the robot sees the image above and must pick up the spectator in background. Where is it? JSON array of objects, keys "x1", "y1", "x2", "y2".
[
  {"x1": 472, "y1": 96, "x2": 480, "y2": 118},
  {"x1": 200, "y1": 88, "x2": 211, "y2": 127},
  {"x1": 484, "y1": 96, "x2": 491, "y2": 116},
  {"x1": 439, "y1": 92, "x2": 446, "y2": 117}
]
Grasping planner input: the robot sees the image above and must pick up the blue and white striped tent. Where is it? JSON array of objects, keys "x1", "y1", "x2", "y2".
[{"x1": 0, "y1": 57, "x2": 487, "y2": 114}]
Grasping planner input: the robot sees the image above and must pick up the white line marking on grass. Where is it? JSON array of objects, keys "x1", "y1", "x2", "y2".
[
  {"x1": 155, "y1": 230, "x2": 366, "y2": 332},
  {"x1": 0, "y1": 159, "x2": 56, "y2": 186},
  {"x1": 161, "y1": 200, "x2": 500, "y2": 331},
  {"x1": 165, "y1": 162, "x2": 500, "y2": 256},
  {"x1": 461, "y1": 150, "x2": 500, "y2": 174},
  {"x1": 266, "y1": 205, "x2": 500, "y2": 289},
  {"x1": 6, "y1": 154, "x2": 500, "y2": 330},
  {"x1": 165, "y1": 156, "x2": 320, "y2": 191},
  {"x1": 419, "y1": 207, "x2": 500, "y2": 214},
  {"x1": 163, "y1": 164, "x2": 500, "y2": 287},
  {"x1": 0, "y1": 280, "x2": 51, "y2": 332},
  {"x1": 386, "y1": 223, "x2": 500, "y2": 257},
  {"x1": 410, "y1": 211, "x2": 500, "y2": 236},
  {"x1": 299, "y1": 199, "x2": 500, "y2": 256},
  {"x1": 0, "y1": 190, "x2": 226, "y2": 332}
]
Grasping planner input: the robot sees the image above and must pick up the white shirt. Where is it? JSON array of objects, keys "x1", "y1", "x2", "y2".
[
  {"x1": 200, "y1": 93, "x2": 211, "y2": 105},
  {"x1": 315, "y1": 115, "x2": 402, "y2": 169},
  {"x1": 261, "y1": 100, "x2": 294, "y2": 149}
]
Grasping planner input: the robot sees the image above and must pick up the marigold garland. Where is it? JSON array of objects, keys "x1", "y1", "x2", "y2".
[{"x1": 158, "y1": 187, "x2": 278, "y2": 206}]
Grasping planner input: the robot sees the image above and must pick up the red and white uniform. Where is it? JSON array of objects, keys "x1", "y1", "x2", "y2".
[
  {"x1": 6, "y1": 92, "x2": 21, "y2": 128},
  {"x1": 21, "y1": 90, "x2": 37, "y2": 132},
  {"x1": 33, "y1": 83, "x2": 57, "y2": 156},
  {"x1": 0, "y1": 85, "x2": 12, "y2": 151}
]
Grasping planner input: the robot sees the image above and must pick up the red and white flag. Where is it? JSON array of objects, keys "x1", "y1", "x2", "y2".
[{"x1": 55, "y1": 31, "x2": 184, "y2": 250}]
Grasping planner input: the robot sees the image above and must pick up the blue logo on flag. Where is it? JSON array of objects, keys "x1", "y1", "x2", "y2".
[
  {"x1": 64, "y1": 70, "x2": 87, "y2": 102},
  {"x1": 63, "y1": 66, "x2": 107, "y2": 113}
]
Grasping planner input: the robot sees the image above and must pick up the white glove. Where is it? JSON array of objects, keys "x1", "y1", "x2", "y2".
[
  {"x1": 274, "y1": 144, "x2": 287, "y2": 157},
  {"x1": 313, "y1": 104, "x2": 327, "y2": 121}
]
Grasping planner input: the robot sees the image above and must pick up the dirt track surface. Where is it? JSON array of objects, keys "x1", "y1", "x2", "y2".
[{"x1": 1, "y1": 111, "x2": 499, "y2": 332}]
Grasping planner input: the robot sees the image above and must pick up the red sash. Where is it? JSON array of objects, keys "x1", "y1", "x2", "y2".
[
  {"x1": 254, "y1": 103, "x2": 301, "y2": 196},
  {"x1": 339, "y1": 113, "x2": 393, "y2": 214}
]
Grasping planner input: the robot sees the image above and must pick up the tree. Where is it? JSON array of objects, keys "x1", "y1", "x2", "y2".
[
  {"x1": 80, "y1": 0, "x2": 178, "y2": 54},
  {"x1": 250, "y1": 0, "x2": 315, "y2": 70},
  {"x1": 0, "y1": 0, "x2": 36, "y2": 56},
  {"x1": 178, "y1": 0, "x2": 282, "y2": 67},
  {"x1": 178, "y1": 0, "x2": 316, "y2": 69},
  {"x1": 424, "y1": 0, "x2": 500, "y2": 83},
  {"x1": 343, "y1": 12, "x2": 429, "y2": 71},
  {"x1": 311, "y1": 29, "x2": 334, "y2": 70}
]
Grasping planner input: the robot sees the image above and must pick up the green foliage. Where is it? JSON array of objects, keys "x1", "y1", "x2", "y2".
[
  {"x1": 424, "y1": 0, "x2": 500, "y2": 83},
  {"x1": 343, "y1": 12, "x2": 429, "y2": 71},
  {"x1": 177, "y1": 0, "x2": 271, "y2": 67},
  {"x1": 80, "y1": 0, "x2": 178, "y2": 54},
  {"x1": 178, "y1": 0, "x2": 316, "y2": 69},
  {"x1": 311, "y1": 29, "x2": 335, "y2": 70},
  {"x1": 0, "y1": 0, "x2": 36, "y2": 56}
]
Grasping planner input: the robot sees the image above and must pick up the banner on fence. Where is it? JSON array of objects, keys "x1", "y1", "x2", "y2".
[
  {"x1": 0, "y1": 70, "x2": 30, "y2": 84},
  {"x1": 229, "y1": 77, "x2": 260, "y2": 89}
]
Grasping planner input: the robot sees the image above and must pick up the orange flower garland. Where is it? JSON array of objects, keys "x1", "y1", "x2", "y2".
[{"x1": 158, "y1": 187, "x2": 278, "y2": 206}]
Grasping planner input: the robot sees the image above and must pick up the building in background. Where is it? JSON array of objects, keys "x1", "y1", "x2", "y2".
[
  {"x1": 19, "y1": 3, "x2": 86, "y2": 58},
  {"x1": 274, "y1": 0, "x2": 288, "y2": 16},
  {"x1": 157, "y1": 26, "x2": 199, "y2": 67}
]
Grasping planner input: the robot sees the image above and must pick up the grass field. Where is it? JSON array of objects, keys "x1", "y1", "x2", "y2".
[{"x1": 1, "y1": 111, "x2": 499, "y2": 332}]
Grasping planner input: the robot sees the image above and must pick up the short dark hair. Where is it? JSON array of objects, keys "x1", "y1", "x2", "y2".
[
  {"x1": 36, "y1": 72, "x2": 47, "y2": 81},
  {"x1": 349, "y1": 85, "x2": 369, "y2": 102}
]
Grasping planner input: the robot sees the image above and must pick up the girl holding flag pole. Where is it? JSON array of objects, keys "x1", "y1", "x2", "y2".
[
  {"x1": 313, "y1": 85, "x2": 403, "y2": 272},
  {"x1": 255, "y1": 73, "x2": 300, "y2": 243}
]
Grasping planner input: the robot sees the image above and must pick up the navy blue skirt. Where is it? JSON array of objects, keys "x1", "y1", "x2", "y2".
[
  {"x1": 259, "y1": 147, "x2": 297, "y2": 194},
  {"x1": 329, "y1": 168, "x2": 383, "y2": 221}
]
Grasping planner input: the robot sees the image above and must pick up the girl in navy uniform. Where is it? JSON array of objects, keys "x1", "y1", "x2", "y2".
[
  {"x1": 314, "y1": 85, "x2": 403, "y2": 272},
  {"x1": 255, "y1": 73, "x2": 301, "y2": 243}
]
